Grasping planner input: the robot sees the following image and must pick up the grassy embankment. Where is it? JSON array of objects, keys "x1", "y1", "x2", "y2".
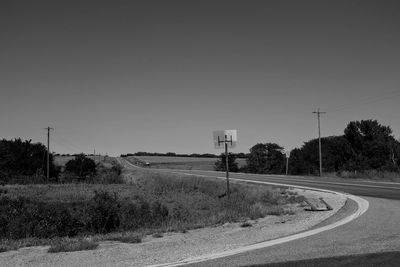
[{"x1": 0, "y1": 164, "x2": 305, "y2": 253}]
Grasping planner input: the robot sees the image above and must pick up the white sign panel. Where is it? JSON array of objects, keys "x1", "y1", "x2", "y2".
[{"x1": 213, "y1": 129, "x2": 237, "y2": 149}]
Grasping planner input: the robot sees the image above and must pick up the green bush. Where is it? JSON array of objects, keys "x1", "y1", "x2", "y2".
[
  {"x1": 87, "y1": 191, "x2": 120, "y2": 233},
  {"x1": 0, "y1": 197, "x2": 82, "y2": 239},
  {"x1": 65, "y1": 154, "x2": 96, "y2": 179}
]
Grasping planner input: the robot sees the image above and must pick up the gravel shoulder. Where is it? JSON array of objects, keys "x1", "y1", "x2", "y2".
[{"x1": 0, "y1": 189, "x2": 347, "y2": 267}]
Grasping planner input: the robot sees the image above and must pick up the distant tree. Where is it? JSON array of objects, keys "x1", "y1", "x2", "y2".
[
  {"x1": 246, "y1": 143, "x2": 285, "y2": 174},
  {"x1": 214, "y1": 153, "x2": 239, "y2": 172},
  {"x1": 246, "y1": 143, "x2": 268, "y2": 174},
  {"x1": 344, "y1": 120, "x2": 396, "y2": 170},
  {"x1": 288, "y1": 148, "x2": 308, "y2": 175},
  {"x1": 0, "y1": 138, "x2": 58, "y2": 182},
  {"x1": 295, "y1": 136, "x2": 353, "y2": 175},
  {"x1": 65, "y1": 154, "x2": 96, "y2": 179}
]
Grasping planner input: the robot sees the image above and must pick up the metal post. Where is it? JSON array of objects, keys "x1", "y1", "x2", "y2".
[{"x1": 225, "y1": 135, "x2": 230, "y2": 199}]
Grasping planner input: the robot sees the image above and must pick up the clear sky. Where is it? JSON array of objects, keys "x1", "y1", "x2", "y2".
[{"x1": 1, "y1": 0, "x2": 399, "y2": 156}]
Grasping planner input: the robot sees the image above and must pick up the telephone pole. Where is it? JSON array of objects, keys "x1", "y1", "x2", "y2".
[
  {"x1": 45, "y1": 127, "x2": 53, "y2": 183},
  {"x1": 313, "y1": 109, "x2": 326, "y2": 177},
  {"x1": 225, "y1": 135, "x2": 230, "y2": 199},
  {"x1": 285, "y1": 151, "x2": 290, "y2": 176}
]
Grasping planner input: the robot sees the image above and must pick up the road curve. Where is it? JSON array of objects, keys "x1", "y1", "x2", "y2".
[
  {"x1": 119, "y1": 159, "x2": 400, "y2": 266},
  {"x1": 159, "y1": 169, "x2": 400, "y2": 266}
]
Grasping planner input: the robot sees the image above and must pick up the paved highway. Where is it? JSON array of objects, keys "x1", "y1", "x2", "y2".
[
  {"x1": 164, "y1": 169, "x2": 400, "y2": 200},
  {"x1": 153, "y1": 168, "x2": 400, "y2": 266}
]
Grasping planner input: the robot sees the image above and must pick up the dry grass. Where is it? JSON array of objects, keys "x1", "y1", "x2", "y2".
[
  {"x1": 48, "y1": 238, "x2": 98, "y2": 253},
  {"x1": 100, "y1": 232, "x2": 143, "y2": 243},
  {"x1": 0, "y1": 168, "x2": 304, "y2": 252}
]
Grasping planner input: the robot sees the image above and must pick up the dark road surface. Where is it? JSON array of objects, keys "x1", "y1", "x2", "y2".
[{"x1": 165, "y1": 169, "x2": 400, "y2": 200}]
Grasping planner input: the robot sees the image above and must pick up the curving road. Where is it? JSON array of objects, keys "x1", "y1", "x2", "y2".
[{"x1": 150, "y1": 168, "x2": 400, "y2": 266}]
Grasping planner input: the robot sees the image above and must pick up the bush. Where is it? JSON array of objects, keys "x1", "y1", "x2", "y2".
[
  {"x1": 65, "y1": 154, "x2": 96, "y2": 180},
  {"x1": 87, "y1": 191, "x2": 120, "y2": 233},
  {"x1": 48, "y1": 238, "x2": 98, "y2": 253},
  {"x1": 0, "y1": 197, "x2": 82, "y2": 239}
]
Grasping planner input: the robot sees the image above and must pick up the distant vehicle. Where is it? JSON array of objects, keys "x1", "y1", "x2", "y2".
[{"x1": 145, "y1": 162, "x2": 151, "y2": 167}]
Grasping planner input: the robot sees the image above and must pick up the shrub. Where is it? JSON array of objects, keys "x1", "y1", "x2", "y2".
[
  {"x1": 48, "y1": 238, "x2": 98, "y2": 253},
  {"x1": 0, "y1": 197, "x2": 82, "y2": 239},
  {"x1": 151, "y1": 201, "x2": 169, "y2": 226},
  {"x1": 87, "y1": 191, "x2": 120, "y2": 233},
  {"x1": 65, "y1": 154, "x2": 96, "y2": 180},
  {"x1": 240, "y1": 222, "x2": 252, "y2": 228}
]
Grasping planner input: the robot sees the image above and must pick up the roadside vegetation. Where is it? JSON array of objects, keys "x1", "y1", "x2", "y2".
[
  {"x1": 0, "y1": 167, "x2": 303, "y2": 252},
  {"x1": 243, "y1": 120, "x2": 400, "y2": 181}
]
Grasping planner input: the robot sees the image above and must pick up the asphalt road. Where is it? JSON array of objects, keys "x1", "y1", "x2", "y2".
[
  {"x1": 164, "y1": 169, "x2": 400, "y2": 200},
  {"x1": 153, "y1": 169, "x2": 400, "y2": 266}
]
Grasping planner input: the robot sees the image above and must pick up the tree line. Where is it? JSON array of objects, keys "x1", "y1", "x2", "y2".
[{"x1": 216, "y1": 120, "x2": 400, "y2": 177}]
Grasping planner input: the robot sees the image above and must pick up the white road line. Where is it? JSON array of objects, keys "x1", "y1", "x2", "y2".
[
  {"x1": 145, "y1": 170, "x2": 369, "y2": 267},
  {"x1": 162, "y1": 169, "x2": 400, "y2": 190}
]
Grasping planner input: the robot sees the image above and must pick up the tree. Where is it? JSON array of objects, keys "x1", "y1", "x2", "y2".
[
  {"x1": 214, "y1": 153, "x2": 239, "y2": 172},
  {"x1": 246, "y1": 143, "x2": 285, "y2": 174},
  {"x1": 65, "y1": 154, "x2": 96, "y2": 179},
  {"x1": 0, "y1": 138, "x2": 58, "y2": 182},
  {"x1": 344, "y1": 120, "x2": 396, "y2": 170},
  {"x1": 246, "y1": 143, "x2": 268, "y2": 174}
]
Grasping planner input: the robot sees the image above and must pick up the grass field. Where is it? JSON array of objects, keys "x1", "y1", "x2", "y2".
[
  {"x1": 128, "y1": 156, "x2": 247, "y2": 171},
  {"x1": 0, "y1": 168, "x2": 304, "y2": 252}
]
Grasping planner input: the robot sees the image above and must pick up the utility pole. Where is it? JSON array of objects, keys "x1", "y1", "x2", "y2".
[
  {"x1": 225, "y1": 135, "x2": 230, "y2": 199},
  {"x1": 285, "y1": 151, "x2": 290, "y2": 176},
  {"x1": 45, "y1": 127, "x2": 53, "y2": 183},
  {"x1": 313, "y1": 109, "x2": 326, "y2": 177},
  {"x1": 214, "y1": 130, "x2": 237, "y2": 200}
]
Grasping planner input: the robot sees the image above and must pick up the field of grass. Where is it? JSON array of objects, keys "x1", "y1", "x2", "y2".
[
  {"x1": 128, "y1": 156, "x2": 247, "y2": 171},
  {"x1": 0, "y1": 168, "x2": 304, "y2": 252}
]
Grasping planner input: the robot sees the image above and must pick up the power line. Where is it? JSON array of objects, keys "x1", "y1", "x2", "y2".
[
  {"x1": 51, "y1": 132, "x2": 84, "y2": 154},
  {"x1": 327, "y1": 89, "x2": 400, "y2": 113}
]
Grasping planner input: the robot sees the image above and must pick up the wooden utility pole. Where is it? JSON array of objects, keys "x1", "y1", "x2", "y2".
[
  {"x1": 313, "y1": 109, "x2": 326, "y2": 177},
  {"x1": 45, "y1": 127, "x2": 53, "y2": 183},
  {"x1": 225, "y1": 135, "x2": 230, "y2": 199},
  {"x1": 285, "y1": 152, "x2": 289, "y2": 176}
]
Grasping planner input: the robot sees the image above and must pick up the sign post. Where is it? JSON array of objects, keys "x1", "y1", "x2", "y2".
[{"x1": 213, "y1": 130, "x2": 237, "y2": 199}]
